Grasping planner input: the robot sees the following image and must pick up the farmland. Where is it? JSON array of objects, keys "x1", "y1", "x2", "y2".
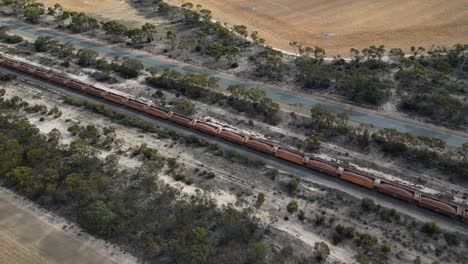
[{"x1": 165, "y1": 0, "x2": 468, "y2": 55}]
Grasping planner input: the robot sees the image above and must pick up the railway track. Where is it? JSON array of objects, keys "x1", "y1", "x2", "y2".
[{"x1": 0, "y1": 54, "x2": 467, "y2": 225}]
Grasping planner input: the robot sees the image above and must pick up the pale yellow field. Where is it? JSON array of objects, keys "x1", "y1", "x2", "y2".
[
  {"x1": 0, "y1": 232, "x2": 53, "y2": 264},
  {"x1": 166, "y1": 0, "x2": 468, "y2": 55}
]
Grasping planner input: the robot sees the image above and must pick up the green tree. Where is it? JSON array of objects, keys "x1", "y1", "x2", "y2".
[
  {"x1": 190, "y1": 227, "x2": 216, "y2": 263},
  {"x1": 24, "y1": 4, "x2": 45, "y2": 23},
  {"x1": 247, "y1": 241, "x2": 267, "y2": 264},
  {"x1": 69, "y1": 12, "x2": 100, "y2": 33},
  {"x1": 77, "y1": 48, "x2": 98, "y2": 66},
  {"x1": 206, "y1": 42, "x2": 227, "y2": 61},
  {"x1": 389, "y1": 48, "x2": 405, "y2": 64},
  {"x1": 287, "y1": 177, "x2": 300, "y2": 193},
  {"x1": 102, "y1": 20, "x2": 128, "y2": 37},
  {"x1": 173, "y1": 97, "x2": 194, "y2": 115},
  {"x1": 77, "y1": 200, "x2": 118, "y2": 237},
  {"x1": 5, "y1": 166, "x2": 33, "y2": 193},
  {"x1": 166, "y1": 30, "x2": 177, "y2": 50},
  {"x1": 421, "y1": 221, "x2": 440, "y2": 235},
  {"x1": 255, "y1": 192, "x2": 265, "y2": 210},
  {"x1": 118, "y1": 58, "x2": 144, "y2": 78},
  {"x1": 232, "y1": 24, "x2": 248, "y2": 38},
  {"x1": 314, "y1": 242, "x2": 330, "y2": 262},
  {"x1": 361, "y1": 198, "x2": 377, "y2": 211},
  {"x1": 305, "y1": 135, "x2": 321, "y2": 151},
  {"x1": 34, "y1": 36, "x2": 55, "y2": 52},
  {"x1": 287, "y1": 200, "x2": 299, "y2": 213}
]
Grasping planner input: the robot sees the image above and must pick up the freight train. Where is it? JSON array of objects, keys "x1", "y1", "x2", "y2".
[{"x1": 0, "y1": 55, "x2": 466, "y2": 224}]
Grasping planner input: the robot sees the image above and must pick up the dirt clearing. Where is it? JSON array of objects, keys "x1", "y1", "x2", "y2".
[
  {"x1": 36, "y1": 0, "x2": 156, "y2": 26},
  {"x1": 165, "y1": 0, "x2": 468, "y2": 55}
]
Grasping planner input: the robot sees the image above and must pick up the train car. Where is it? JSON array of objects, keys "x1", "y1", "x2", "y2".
[
  {"x1": 84, "y1": 86, "x2": 106, "y2": 97},
  {"x1": 48, "y1": 75, "x2": 69, "y2": 85},
  {"x1": 125, "y1": 98, "x2": 148, "y2": 112},
  {"x1": 418, "y1": 195, "x2": 459, "y2": 217},
  {"x1": 17, "y1": 64, "x2": 36, "y2": 75},
  {"x1": 306, "y1": 159, "x2": 339, "y2": 176},
  {"x1": 147, "y1": 106, "x2": 170, "y2": 119},
  {"x1": 245, "y1": 139, "x2": 275, "y2": 154},
  {"x1": 168, "y1": 113, "x2": 194, "y2": 127},
  {"x1": 275, "y1": 148, "x2": 304, "y2": 165},
  {"x1": 32, "y1": 69, "x2": 50, "y2": 79},
  {"x1": 192, "y1": 121, "x2": 220, "y2": 135},
  {"x1": 0, "y1": 59, "x2": 18, "y2": 69},
  {"x1": 103, "y1": 92, "x2": 125, "y2": 104},
  {"x1": 340, "y1": 170, "x2": 375, "y2": 189},
  {"x1": 65, "y1": 81, "x2": 86, "y2": 91},
  {"x1": 218, "y1": 130, "x2": 245, "y2": 144},
  {"x1": 376, "y1": 182, "x2": 414, "y2": 203},
  {"x1": 463, "y1": 209, "x2": 468, "y2": 223}
]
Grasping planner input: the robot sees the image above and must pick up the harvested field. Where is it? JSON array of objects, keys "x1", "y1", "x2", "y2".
[
  {"x1": 0, "y1": 232, "x2": 52, "y2": 264},
  {"x1": 166, "y1": 0, "x2": 468, "y2": 55},
  {"x1": 0, "y1": 188, "x2": 136, "y2": 264}
]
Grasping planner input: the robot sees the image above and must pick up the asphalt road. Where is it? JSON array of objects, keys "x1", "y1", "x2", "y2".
[
  {"x1": 1, "y1": 19, "x2": 467, "y2": 146},
  {"x1": 2, "y1": 65, "x2": 467, "y2": 235}
]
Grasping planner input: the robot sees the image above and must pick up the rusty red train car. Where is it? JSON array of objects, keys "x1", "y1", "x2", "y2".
[
  {"x1": 66, "y1": 81, "x2": 84, "y2": 91},
  {"x1": 103, "y1": 92, "x2": 125, "y2": 104},
  {"x1": 192, "y1": 121, "x2": 220, "y2": 135},
  {"x1": 275, "y1": 148, "x2": 304, "y2": 165},
  {"x1": 168, "y1": 113, "x2": 193, "y2": 127},
  {"x1": 218, "y1": 130, "x2": 245, "y2": 144},
  {"x1": 418, "y1": 195, "x2": 459, "y2": 217},
  {"x1": 147, "y1": 106, "x2": 169, "y2": 119},
  {"x1": 245, "y1": 139, "x2": 275, "y2": 154},
  {"x1": 340, "y1": 170, "x2": 375, "y2": 189},
  {"x1": 125, "y1": 98, "x2": 148, "y2": 112},
  {"x1": 376, "y1": 182, "x2": 414, "y2": 203},
  {"x1": 306, "y1": 159, "x2": 338, "y2": 176}
]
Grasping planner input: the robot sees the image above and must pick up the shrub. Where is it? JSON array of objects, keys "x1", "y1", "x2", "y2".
[
  {"x1": 361, "y1": 197, "x2": 377, "y2": 211},
  {"x1": 421, "y1": 221, "x2": 440, "y2": 236},
  {"x1": 4, "y1": 35, "x2": 23, "y2": 44},
  {"x1": 287, "y1": 177, "x2": 300, "y2": 193},
  {"x1": 286, "y1": 200, "x2": 299, "y2": 213}
]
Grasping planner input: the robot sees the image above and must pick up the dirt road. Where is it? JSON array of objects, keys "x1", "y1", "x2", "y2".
[
  {"x1": 0, "y1": 188, "x2": 137, "y2": 264},
  {"x1": 2, "y1": 19, "x2": 467, "y2": 146}
]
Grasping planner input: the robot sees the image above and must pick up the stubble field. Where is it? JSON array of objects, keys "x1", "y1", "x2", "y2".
[{"x1": 166, "y1": 0, "x2": 468, "y2": 55}]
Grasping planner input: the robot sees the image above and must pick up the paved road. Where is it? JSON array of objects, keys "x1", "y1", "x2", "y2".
[
  {"x1": 3, "y1": 65, "x2": 467, "y2": 234},
  {"x1": 1, "y1": 19, "x2": 467, "y2": 146}
]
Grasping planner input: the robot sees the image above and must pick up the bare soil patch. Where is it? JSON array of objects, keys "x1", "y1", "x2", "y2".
[
  {"x1": 37, "y1": 0, "x2": 158, "y2": 26},
  {"x1": 165, "y1": 0, "x2": 468, "y2": 55}
]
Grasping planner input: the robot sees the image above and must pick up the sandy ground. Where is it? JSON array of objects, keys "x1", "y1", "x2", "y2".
[
  {"x1": 1, "y1": 80, "x2": 358, "y2": 262},
  {"x1": 3, "y1": 78, "x2": 467, "y2": 263},
  {"x1": 165, "y1": 0, "x2": 468, "y2": 55},
  {"x1": 0, "y1": 188, "x2": 137, "y2": 264},
  {"x1": 37, "y1": 0, "x2": 158, "y2": 26}
]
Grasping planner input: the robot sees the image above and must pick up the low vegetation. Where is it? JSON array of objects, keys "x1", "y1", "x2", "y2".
[
  {"x1": 291, "y1": 104, "x2": 468, "y2": 181},
  {"x1": 0, "y1": 1, "x2": 466, "y2": 129},
  {"x1": 0, "y1": 91, "x2": 323, "y2": 263}
]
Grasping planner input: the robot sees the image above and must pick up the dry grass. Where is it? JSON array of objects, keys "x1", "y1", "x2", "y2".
[
  {"x1": 0, "y1": 232, "x2": 52, "y2": 264},
  {"x1": 37, "y1": 0, "x2": 158, "y2": 26},
  {"x1": 166, "y1": 0, "x2": 468, "y2": 55}
]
